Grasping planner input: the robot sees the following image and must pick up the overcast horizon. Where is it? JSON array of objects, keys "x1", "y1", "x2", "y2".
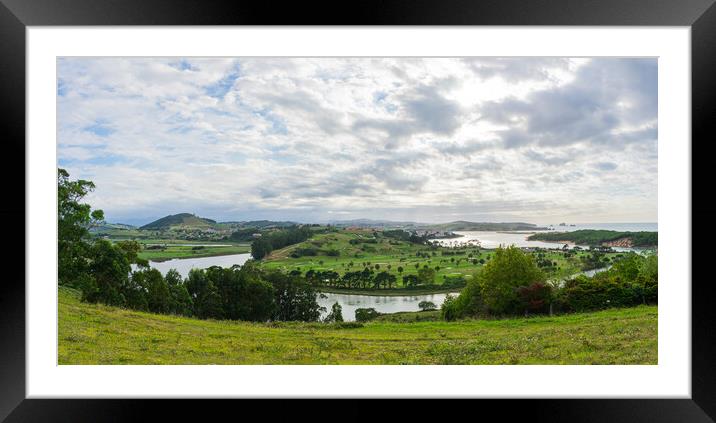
[{"x1": 57, "y1": 57, "x2": 657, "y2": 225}]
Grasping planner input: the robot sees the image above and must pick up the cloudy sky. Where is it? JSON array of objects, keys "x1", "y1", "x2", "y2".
[{"x1": 57, "y1": 57, "x2": 657, "y2": 225}]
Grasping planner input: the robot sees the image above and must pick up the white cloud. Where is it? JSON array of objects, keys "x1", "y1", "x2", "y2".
[{"x1": 57, "y1": 57, "x2": 657, "y2": 224}]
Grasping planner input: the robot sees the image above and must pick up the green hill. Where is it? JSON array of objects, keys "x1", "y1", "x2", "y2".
[
  {"x1": 140, "y1": 213, "x2": 217, "y2": 230},
  {"x1": 58, "y1": 287, "x2": 656, "y2": 364}
]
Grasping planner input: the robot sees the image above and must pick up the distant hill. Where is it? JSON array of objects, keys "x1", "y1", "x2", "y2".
[
  {"x1": 140, "y1": 213, "x2": 217, "y2": 230},
  {"x1": 423, "y1": 221, "x2": 550, "y2": 231}
]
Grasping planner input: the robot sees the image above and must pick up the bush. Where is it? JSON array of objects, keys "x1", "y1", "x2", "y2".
[
  {"x1": 355, "y1": 307, "x2": 381, "y2": 322},
  {"x1": 557, "y1": 253, "x2": 657, "y2": 312},
  {"x1": 418, "y1": 300, "x2": 437, "y2": 311}
]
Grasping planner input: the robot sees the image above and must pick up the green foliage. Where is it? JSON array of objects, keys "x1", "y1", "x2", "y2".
[
  {"x1": 418, "y1": 301, "x2": 437, "y2": 311},
  {"x1": 57, "y1": 168, "x2": 104, "y2": 286},
  {"x1": 442, "y1": 246, "x2": 545, "y2": 318},
  {"x1": 195, "y1": 280, "x2": 223, "y2": 319},
  {"x1": 166, "y1": 269, "x2": 193, "y2": 316},
  {"x1": 477, "y1": 246, "x2": 546, "y2": 315},
  {"x1": 262, "y1": 270, "x2": 322, "y2": 322},
  {"x1": 324, "y1": 302, "x2": 344, "y2": 323},
  {"x1": 355, "y1": 307, "x2": 381, "y2": 322},
  {"x1": 558, "y1": 253, "x2": 658, "y2": 312},
  {"x1": 517, "y1": 282, "x2": 553, "y2": 315},
  {"x1": 417, "y1": 267, "x2": 436, "y2": 285},
  {"x1": 84, "y1": 239, "x2": 131, "y2": 306}
]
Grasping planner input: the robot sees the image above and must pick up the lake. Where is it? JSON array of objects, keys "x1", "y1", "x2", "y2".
[{"x1": 141, "y1": 253, "x2": 458, "y2": 321}]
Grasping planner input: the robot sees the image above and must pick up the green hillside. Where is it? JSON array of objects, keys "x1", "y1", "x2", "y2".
[
  {"x1": 140, "y1": 213, "x2": 217, "y2": 230},
  {"x1": 58, "y1": 287, "x2": 657, "y2": 365}
]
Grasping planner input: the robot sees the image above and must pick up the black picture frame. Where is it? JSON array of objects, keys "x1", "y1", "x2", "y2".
[{"x1": 1, "y1": 0, "x2": 712, "y2": 421}]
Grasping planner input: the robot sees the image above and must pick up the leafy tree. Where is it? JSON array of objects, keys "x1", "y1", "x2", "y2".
[
  {"x1": 145, "y1": 268, "x2": 171, "y2": 313},
  {"x1": 355, "y1": 307, "x2": 380, "y2": 322},
  {"x1": 477, "y1": 246, "x2": 546, "y2": 315},
  {"x1": 264, "y1": 271, "x2": 321, "y2": 322},
  {"x1": 417, "y1": 267, "x2": 436, "y2": 285},
  {"x1": 57, "y1": 168, "x2": 105, "y2": 286},
  {"x1": 166, "y1": 269, "x2": 193, "y2": 316},
  {"x1": 517, "y1": 282, "x2": 553, "y2": 315},
  {"x1": 116, "y1": 240, "x2": 149, "y2": 267},
  {"x1": 418, "y1": 301, "x2": 437, "y2": 311},
  {"x1": 402, "y1": 274, "x2": 418, "y2": 287},
  {"x1": 84, "y1": 239, "x2": 131, "y2": 306},
  {"x1": 125, "y1": 269, "x2": 150, "y2": 311},
  {"x1": 324, "y1": 302, "x2": 344, "y2": 323},
  {"x1": 195, "y1": 280, "x2": 223, "y2": 319}
]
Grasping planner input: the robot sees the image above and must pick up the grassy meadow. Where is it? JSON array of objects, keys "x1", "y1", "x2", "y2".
[{"x1": 58, "y1": 287, "x2": 657, "y2": 365}]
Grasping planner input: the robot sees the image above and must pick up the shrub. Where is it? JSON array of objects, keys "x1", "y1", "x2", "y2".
[
  {"x1": 418, "y1": 300, "x2": 437, "y2": 311},
  {"x1": 355, "y1": 307, "x2": 381, "y2": 322}
]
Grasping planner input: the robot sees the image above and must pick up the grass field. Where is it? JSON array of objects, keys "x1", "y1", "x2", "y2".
[{"x1": 58, "y1": 287, "x2": 657, "y2": 365}]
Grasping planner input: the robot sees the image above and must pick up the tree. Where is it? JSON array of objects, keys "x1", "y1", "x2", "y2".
[
  {"x1": 417, "y1": 267, "x2": 436, "y2": 285},
  {"x1": 84, "y1": 239, "x2": 131, "y2": 306},
  {"x1": 166, "y1": 269, "x2": 193, "y2": 316},
  {"x1": 355, "y1": 307, "x2": 380, "y2": 322},
  {"x1": 517, "y1": 282, "x2": 553, "y2": 315},
  {"x1": 264, "y1": 271, "x2": 322, "y2": 322},
  {"x1": 402, "y1": 274, "x2": 418, "y2": 287},
  {"x1": 324, "y1": 302, "x2": 344, "y2": 323},
  {"x1": 195, "y1": 280, "x2": 223, "y2": 319},
  {"x1": 418, "y1": 300, "x2": 437, "y2": 311},
  {"x1": 477, "y1": 246, "x2": 546, "y2": 315},
  {"x1": 57, "y1": 168, "x2": 105, "y2": 286},
  {"x1": 145, "y1": 268, "x2": 171, "y2": 313}
]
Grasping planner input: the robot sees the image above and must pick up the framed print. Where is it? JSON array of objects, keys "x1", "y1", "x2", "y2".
[{"x1": 2, "y1": 0, "x2": 714, "y2": 421}]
